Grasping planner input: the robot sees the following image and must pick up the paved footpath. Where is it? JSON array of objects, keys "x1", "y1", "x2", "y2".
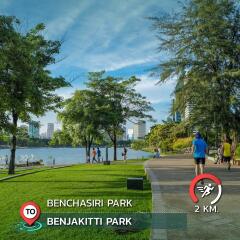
[{"x1": 145, "y1": 155, "x2": 240, "y2": 240}]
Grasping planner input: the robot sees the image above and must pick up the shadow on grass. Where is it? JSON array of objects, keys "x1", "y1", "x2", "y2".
[
  {"x1": 57, "y1": 191, "x2": 151, "y2": 197},
  {"x1": 1, "y1": 179, "x2": 145, "y2": 183}
]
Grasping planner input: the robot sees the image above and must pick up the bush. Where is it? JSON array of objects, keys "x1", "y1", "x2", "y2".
[
  {"x1": 172, "y1": 137, "x2": 193, "y2": 150},
  {"x1": 236, "y1": 144, "x2": 240, "y2": 158},
  {"x1": 131, "y1": 140, "x2": 147, "y2": 150}
]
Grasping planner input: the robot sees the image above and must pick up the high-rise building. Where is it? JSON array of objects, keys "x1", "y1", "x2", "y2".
[
  {"x1": 171, "y1": 99, "x2": 182, "y2": 122},
  {"x1": 117, "y1": 126, "x2": 127, "y2": 141},
  {"x1": 133, "y1": 120, "x2": 146, "y2": 140},
  {"x1": 40, "y1": 132, "x2": 47, "y2": 139},
  {"x1": 28, "y1": 121, "x2": 40, "y2": 139},
  {"x1": 127, "y1": 129, "x2": 134, "y2": 140},
  {"x1": 47, "y1": 123, "x2": 54, "y2": 139},
  {"x1": 184, "y1": 103, "x2": 193, "y2": 119},
  {"x1": 173, "y1": 111, "x2": 182, "y2": 122}
]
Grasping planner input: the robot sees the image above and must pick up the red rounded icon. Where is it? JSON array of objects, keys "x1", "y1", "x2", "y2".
[
  {"x1": 20, "y1": 201, "x2": 41, "y2": 226},
  {"x1": 189, "y1": 173, "x2": 222, "y2": 204}
]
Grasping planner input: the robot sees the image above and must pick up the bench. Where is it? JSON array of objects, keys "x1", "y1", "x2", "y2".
[
  {"x1": 103, "y1": 161, "x2": 110, "y2": 165},
  {"x1": 127, "y1": 177, "x2": 143, "y2": 190}
]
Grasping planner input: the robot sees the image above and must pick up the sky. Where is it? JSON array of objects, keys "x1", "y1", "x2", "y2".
[{"x1": 0, "y1": 0, "x2": 180, "y2": 133}]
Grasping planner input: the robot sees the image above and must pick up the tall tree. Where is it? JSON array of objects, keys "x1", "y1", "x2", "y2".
[
  {"x1": 0, "y1": 16, "x2": 69, "y2": 174},
  {"x1": 87, "y1": 71, "x2": 154, "y2": 160},
  {"x1": 151, "y1": 0, "x2": 240, "y2": 140},
  {"x1": 58, "y1": 90, "x2": 102, "y2": 162}
]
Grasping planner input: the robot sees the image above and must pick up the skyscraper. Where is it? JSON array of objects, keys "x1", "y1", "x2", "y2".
[
  {"x1": 28, "y1": 121, "x2": 40, "y2": 139},
  {"x1": 47, "y1": 123, "x2": 54, "y2": 139},
  {"x1": 133, "y1": 120, "x2": 146, "y2": 140}
]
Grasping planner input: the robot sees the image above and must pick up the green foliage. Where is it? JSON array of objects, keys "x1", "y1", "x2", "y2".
[
  {"x1": 131, "y1": 140, "x2": 147, "y2": 150},
  {"x1": 146, "y1": 122, "x2": 190, "y2": 152},
  {"x1": 86, "y1": 71, "x2": 154, "y2": 160},
  {"x1": 59, "y1": 90, "x2": 103, "y2": 161},
  {"x1": 57, "y1": 72, "x2": 153, "y2": 160},
  {"x1": 49, "y1": 130, "x2": 72, "y2": 147},
  {"x1": 236, "y1": 145, "x2": 240, "y2": 158},
  {"x1": 151, "y1": 0, "x2": 240, "y2": 136},
  {"x1": 0, "y1": 15, "x2": 69, "y2": 174},
  {"x1": 146, "y1": 123, "x2": 175, "y2": 151},
  {"x1": 172, "y1": 137, "x2": 193, "y2": 151}
]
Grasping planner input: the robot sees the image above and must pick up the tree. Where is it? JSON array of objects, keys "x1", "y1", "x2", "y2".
[
  {"x1": 49, "y1": 130, "x2": 72, "y2": 147},
  {"x1": 151, "y1": 0, "x2": 240, "y2": 142},
  {"x1": 0, "y1": 16, "x2": 69, "y2": 174},
  {"x1": 58, "y1": 90, "x2": 102, "y2": 162},
  {"x1": 87, "y1": 71, "x2": 154, "y2": 160},
  {"x1": 146, "y1": 121, "x2": 190, "y2": 151}
]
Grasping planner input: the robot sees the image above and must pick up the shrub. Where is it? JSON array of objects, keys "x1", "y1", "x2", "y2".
[
  {"x1": 172, "y1": 137, "x2": 193, "y2": 150},
  {"x1": 131, "y1": 140, "x2": 147, "y2": 150},
  {"x1": 236, "y1": 144, "x2": 240, "y2": 158}
]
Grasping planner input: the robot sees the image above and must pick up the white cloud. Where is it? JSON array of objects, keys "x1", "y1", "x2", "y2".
[
  {"x1": 47, "y1": 0, "x2": 160, "y2": 71},
  {"x1": 135, "y1": 74, "x2": 176, "y2": 104},
  {"x1": 45, "y1": 1, "x2": 92, "y2": 39}
]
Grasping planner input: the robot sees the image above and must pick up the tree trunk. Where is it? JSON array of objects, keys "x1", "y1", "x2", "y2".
[
  {"x1": 88, "y1": 144, "x2": 91, "y2": 162},
  {"x1": 113, "y1": 132, "x2": 117, "y2": 161},
  {"x1": 8, "y1": 112, "x2": 18, "y2": 175},
  {"x1": 85, "y1": 145, "x2": 89, "y2": 163}
]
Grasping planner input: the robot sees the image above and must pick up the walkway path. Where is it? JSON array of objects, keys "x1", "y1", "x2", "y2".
[{"x1": 145, "y1": 155, "x2": 240, "y2": 240}]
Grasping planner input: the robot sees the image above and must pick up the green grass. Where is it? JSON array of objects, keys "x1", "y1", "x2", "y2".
[
  {"x1": 0, "y1": 159, "x2": 151, "y2": 240},
  {"x1": 0, "y1": 166, "x2": 51, "y2": 179}
]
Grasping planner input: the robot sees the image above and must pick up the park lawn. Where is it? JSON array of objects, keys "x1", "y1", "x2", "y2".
[
  {"x1": 0, "y1": 159, "x2": 152, "y2": 240},
  {"x1": 0, "y1": 166, "x2": 51, "y2": 179}
]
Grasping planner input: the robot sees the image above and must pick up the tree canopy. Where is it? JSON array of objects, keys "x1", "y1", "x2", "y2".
[
  {"x1": 151, "y1": 0, "x2": 240, "y2": 141},
  {"x1": 0, "y1": 16, "x2": 70, "y2": 174},
  {"x1": 86, "y1": 71, "x2": 154, "y2": 160}
]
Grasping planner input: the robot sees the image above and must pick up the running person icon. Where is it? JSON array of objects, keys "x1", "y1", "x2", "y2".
[{"x1": 197, "y1": 184, "x2": 215, "y2": 198}]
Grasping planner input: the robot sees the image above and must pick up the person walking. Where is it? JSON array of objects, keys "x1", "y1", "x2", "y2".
[
  {"x1": 92, "y1": 148, "x2": 97, "y2": 163},
  {"x1": 97, "y1": 147, "x2": 101, "y2": 163},
  {"x1": 214, "y1": 144, "x2": 222, "y2": 164},
  {"x1": 222, "y1": 137, "x2": 232, "y2": 170},
  {"x1": 191, "y1": 132, "x2": 208, "y2": 184},
  {"x1": 122, "y1": 147, "x2": 128, "y2": 163}
]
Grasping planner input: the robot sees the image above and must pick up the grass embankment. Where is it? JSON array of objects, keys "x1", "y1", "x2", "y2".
[{"x1": 0, "y1": 159, "x2": 151, "y2": 240}]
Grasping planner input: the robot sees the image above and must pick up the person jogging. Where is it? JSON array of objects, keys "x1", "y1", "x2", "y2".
[
  {"x1": 191, "y1": 132, "x2": 208, "y2": 184},
  {"x1": 222, "y1": 137, "x2": 232, "y2": 171}
]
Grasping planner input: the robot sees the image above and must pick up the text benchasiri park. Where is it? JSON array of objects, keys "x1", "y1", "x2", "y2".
[{"x1": 47, "y1": 199, "x2": 133, "y2": 208}]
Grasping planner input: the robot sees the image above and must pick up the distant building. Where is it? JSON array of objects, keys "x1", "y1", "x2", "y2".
[
  {"x1": 47, "y1": 123, "x2": 54, "y2": 139},
  {"x1": 171, "y1": 99, "x2": 182, "y2": 122},
  {"x1": 117, "y1": 126, "x2": 127, "y2": 141},
  {"x1": 184, "y1": 103, "x2": 193, "y2": 119},
  {"x1": 173, "y1": 111, "x2": 182, "y2": 122},
  {"x1": 127, "y1": 129, "x2": 134, "y2": 140},
  {"x1": 40, "y1": 132, "x2": 47, "y2": 139},
  {"x1": 28, "y1": 121, "x2": 40, "y2": 139},
  {"x1": 133, "y1": 120, "x2": 146, "y2": 140}
]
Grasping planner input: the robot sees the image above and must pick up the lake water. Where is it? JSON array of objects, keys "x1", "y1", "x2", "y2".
[{"x1": 0, "y1": 147, "x2": 151, "y2": 166}]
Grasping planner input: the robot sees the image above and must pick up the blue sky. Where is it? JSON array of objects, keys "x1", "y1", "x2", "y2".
[{"x1": 0, "y1": 0, "x2": 180, "y2": 133}]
